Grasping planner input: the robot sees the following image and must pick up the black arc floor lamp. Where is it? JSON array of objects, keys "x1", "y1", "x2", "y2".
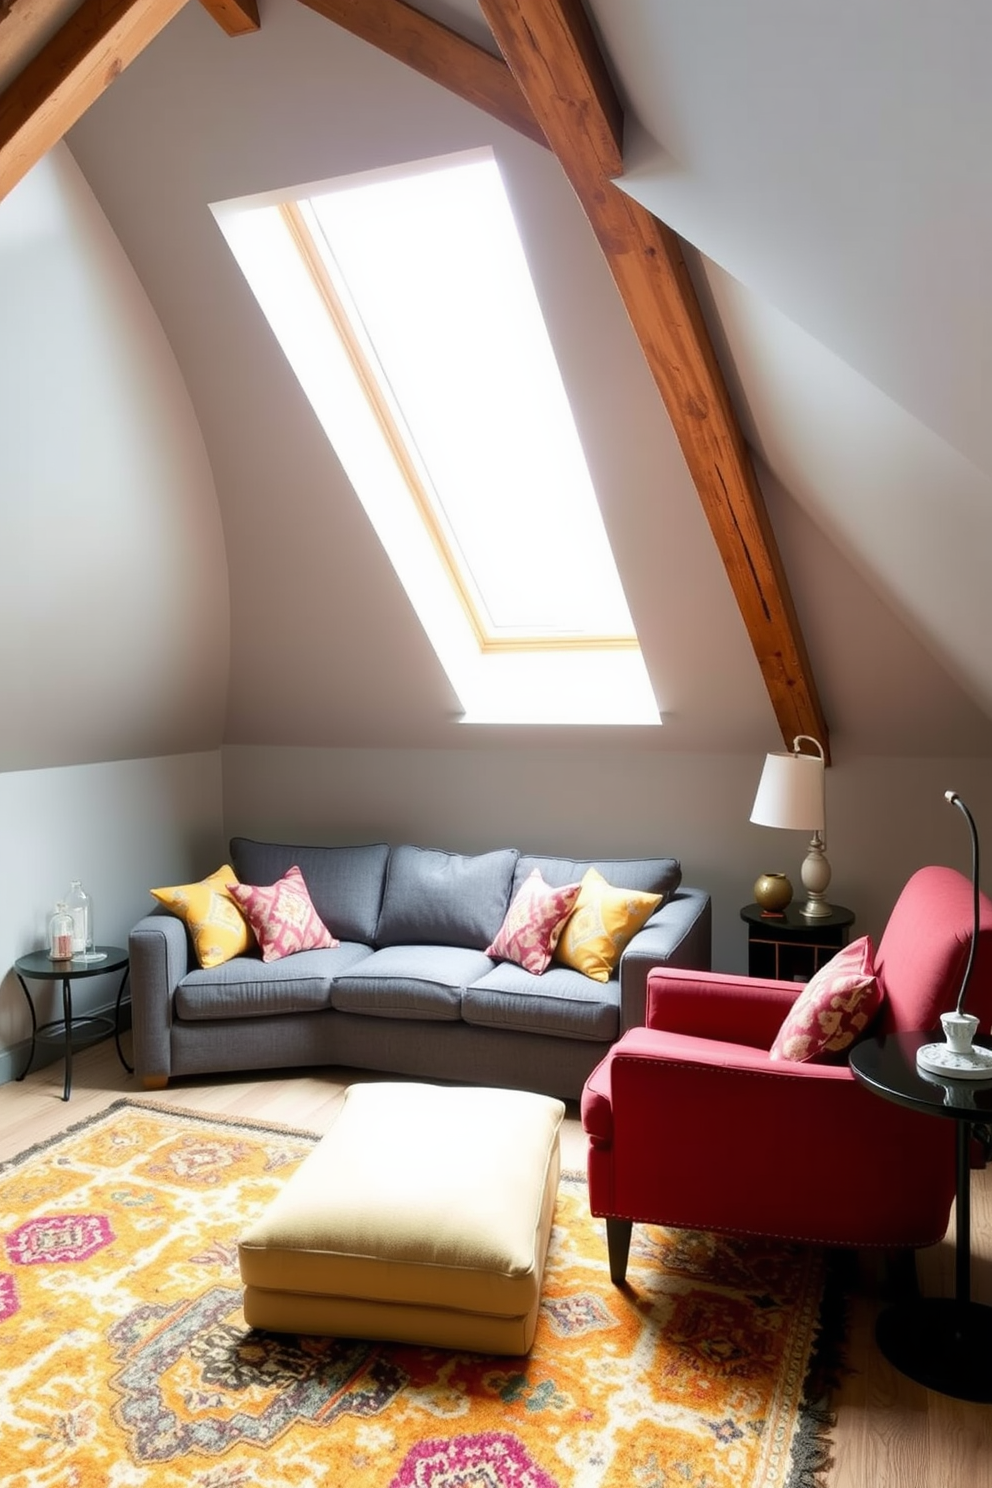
[{"x1": 916, "y1": 792, "x2": 992, "y2": 1078}]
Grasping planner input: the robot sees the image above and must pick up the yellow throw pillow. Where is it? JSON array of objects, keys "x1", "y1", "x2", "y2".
[
  {"x1": 151, "y1": 865, "x2": 254, "y2": 969},
  {"x1": 553, "y1": 867, "x2": 663, "y2": 983}
]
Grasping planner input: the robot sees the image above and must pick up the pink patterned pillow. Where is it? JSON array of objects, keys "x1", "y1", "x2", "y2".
[
  {"x1": 770, "y1": 935, "x2": 881, "y2": 1062},
  {"x1": 486, "y1": 869, "x2": 583, "y2": 976},
  {"x1": 227, "y1": 866, "x2": 339, "y2": 963}
]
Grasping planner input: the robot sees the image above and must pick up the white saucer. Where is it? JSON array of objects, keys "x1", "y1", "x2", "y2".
[{"x1": 916, "y1": 1041, "x2": 992, "y2": 1080}]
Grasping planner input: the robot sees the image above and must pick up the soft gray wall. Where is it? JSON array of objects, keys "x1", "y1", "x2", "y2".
[
  {"x1": 222, "y1": 744, "x2": 992, "y2": 974},
  {"x1": 0, "y1": 144, "x2": 229, "y2": 771},
  {"x1": 0, "y1": 148, "x2": 232, "y2": 1081},
  {"x1": 0, "y1": 752, "x2": 225, "y2": 1083}
]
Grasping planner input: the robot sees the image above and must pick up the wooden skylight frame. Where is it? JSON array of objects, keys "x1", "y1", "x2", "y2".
[{"x1": 280, "y1": 198, "x2": 638, "y2": 659}]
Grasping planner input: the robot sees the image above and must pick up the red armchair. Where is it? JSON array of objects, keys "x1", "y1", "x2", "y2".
[{"x1": 582, "y1": 866, "x2": 992, "y2": 1283}]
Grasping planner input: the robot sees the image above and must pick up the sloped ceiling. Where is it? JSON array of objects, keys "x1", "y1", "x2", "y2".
[
  {"x1": 6, "y1": 0, "x2": 992, "y2": 759},
  {"x1": 596, "y1": 0, "x2": 992, "y2": 722}
]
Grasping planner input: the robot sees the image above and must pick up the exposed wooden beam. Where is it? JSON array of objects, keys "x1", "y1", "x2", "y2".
[
  {"x1": 476, "y1": 0, "x2": 829, "y2": 756},
  {"x1": 294, "y1": 0, "x2": 548, "y2": 150},
  {"x1": 0, "y1": 0, "x2": 188, "y2": 203},
  {"x1": 475, "y1": 0, "x2": 621, "y2": 177},
  {"x1": 197, "y1": 0, "x2": 258, "y2": 37}
]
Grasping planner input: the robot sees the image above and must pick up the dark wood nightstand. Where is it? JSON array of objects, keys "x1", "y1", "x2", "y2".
[{"x1": 740, "y1": 902, "x2": 855, "y2": 981}]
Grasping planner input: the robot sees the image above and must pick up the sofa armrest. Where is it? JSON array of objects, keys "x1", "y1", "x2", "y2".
[
  {"x1": 618, "y1": 887, "x2": 711, "y2": 1030},
  {"x1": 128, "y1": 911, "x2": 189, "y2": 1084}
]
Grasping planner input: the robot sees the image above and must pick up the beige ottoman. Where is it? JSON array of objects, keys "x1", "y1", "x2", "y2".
[{"x1": 238, "y1": 1082, "x2": 565, "y2": 1355}]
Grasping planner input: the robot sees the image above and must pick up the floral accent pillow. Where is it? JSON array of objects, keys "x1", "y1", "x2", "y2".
[
  {"x1": 227, "y1": 866, "x2": 339, "y2": 963},
  {"x1": 553, "y1": 867, "x2": 663, "y2": 984},
  {"x1": 485, "y1": 869, "x2": 583, "y2": 976},
  {"x1": 151, "y1": 865, "x2": 254, "y2": 969},
  {"x1": 770, "y1": 935, "x2": 882, "y2": 1062}
]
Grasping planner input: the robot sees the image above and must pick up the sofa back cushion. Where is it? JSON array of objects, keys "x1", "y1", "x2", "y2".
[
  {"x1": 229, "y1": 839, "x2": 389, "y2": 945},
  {"x1": 515, "y1": 853, "x2": 681, "y2": 908},
  {"x1": 375, "y1": 845, "x2": 519, "y2": 950}
]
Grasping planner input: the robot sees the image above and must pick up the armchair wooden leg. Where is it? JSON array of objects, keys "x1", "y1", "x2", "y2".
[
  {"x1": 606, "y1": 1218, "x2": 633, "y2": 1285},
  {"x1": 883, "y1": 1246, "x2": 920, "y2": 1301},
  {"x1": 856, "y1": 1246, "x2": 919, "y2": 1301},
  {"x1": 142, "y1": 1074, "x2": 169, "y2": 1091}
]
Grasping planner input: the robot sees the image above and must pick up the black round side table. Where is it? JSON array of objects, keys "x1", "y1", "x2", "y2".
[
  {"x1": 849, "y1": 1029, "x2": 992, "y2": 1402},
  {"x1": 740, "y1": 902, "x2": 855, "y2": 980},
  {"x1": 14, "y1": 947, "x2": 130, "y2": 1102}
]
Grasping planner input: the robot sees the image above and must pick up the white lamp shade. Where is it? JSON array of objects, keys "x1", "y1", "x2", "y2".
[{"x1": 750, "y1": 750, "x2": 825, "y2": 831}]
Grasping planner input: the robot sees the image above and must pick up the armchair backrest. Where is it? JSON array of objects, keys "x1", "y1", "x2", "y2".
[{"x1": 874, "y1": 866, "x2": 992, "y2": 1035}]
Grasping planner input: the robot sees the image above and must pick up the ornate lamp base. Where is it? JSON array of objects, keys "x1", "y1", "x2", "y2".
[
  {"x1": 916, "y1": 1042, "x2": 992, "y2": 1079},
  {"x1": 917, "y1": 1014, "x2": 992, "y2": 1079}
]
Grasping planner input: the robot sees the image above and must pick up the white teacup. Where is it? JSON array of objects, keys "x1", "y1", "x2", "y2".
[{"x1": 940, "y1": 1010, "x2": 980, "y2": 1054}]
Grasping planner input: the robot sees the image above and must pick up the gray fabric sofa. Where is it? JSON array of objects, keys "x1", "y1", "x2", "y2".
[{"x1": 128, "y1": 838, "x2": 712, "y2": 1101}]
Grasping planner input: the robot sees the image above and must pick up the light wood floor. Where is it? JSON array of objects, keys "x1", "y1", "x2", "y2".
[{"x1": 2, "y1": 1038, "x2": 990, "y2": 1487}]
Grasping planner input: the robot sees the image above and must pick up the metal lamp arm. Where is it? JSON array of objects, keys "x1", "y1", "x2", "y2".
[{"x1": 946, "y1": 791, "x2": 980, "y2": 1018}]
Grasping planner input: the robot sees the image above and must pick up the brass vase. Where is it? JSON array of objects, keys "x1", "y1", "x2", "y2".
[{"x1": 753, "y1": 872, "x2": 793, "y2": 914}]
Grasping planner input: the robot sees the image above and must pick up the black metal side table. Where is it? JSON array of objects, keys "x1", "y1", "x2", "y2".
[
  {"x1": 14, "y1": 946, "x2": 130, "y2": 1101},
  {"x1": 849, "y1": 1029, "x2": 992, "y2": 1402}
]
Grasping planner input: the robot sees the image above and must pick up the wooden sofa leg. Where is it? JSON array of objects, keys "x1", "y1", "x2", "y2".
[
  {"x1": 142, "y1": 1075, "x2": 169, "y2": 1091},
  {"x1": 606, "y1": 1218, "x2": 633, "y2": 1285}
]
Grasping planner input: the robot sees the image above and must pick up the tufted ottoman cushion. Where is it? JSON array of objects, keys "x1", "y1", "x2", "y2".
[{"x1": 238, "y1": 1081, "x2": 565, "y2": 1354}]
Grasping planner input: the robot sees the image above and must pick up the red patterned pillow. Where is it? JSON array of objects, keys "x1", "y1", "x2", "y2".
[
  {"x1": 486, "y1": 869, "x2": 583, "y2": 976},
  {"x1": 770, "y1": 935, "x2": 881, "y2": 1062},
  {"x1": 227, "y1": 866, "x2": 339, "y2": 963}
]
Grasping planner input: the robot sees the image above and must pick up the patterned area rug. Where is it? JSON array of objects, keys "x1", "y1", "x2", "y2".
[{"x1": 0, "y1": 1099, "x2": 843, "y2": 1487}]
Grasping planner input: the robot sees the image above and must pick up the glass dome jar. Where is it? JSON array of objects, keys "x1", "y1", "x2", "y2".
[{"x1": 48, "y1": 902, "x2": 74, "y2": 960}]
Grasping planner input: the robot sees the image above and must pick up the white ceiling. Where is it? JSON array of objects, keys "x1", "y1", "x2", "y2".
[
  {"x1": 60, "y1": 0, "x2": 992, "y2": 757},
  {"x1": 590, "y1": 0, "x2": 992, "y2": 726},
  {"x1": 598, "y1": 0, "x2": 992, "y2": 476}
]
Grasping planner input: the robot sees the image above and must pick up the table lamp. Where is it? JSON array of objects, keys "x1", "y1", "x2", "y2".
[
  {"x1": 750, "y1": 735, "x2": 832, "y2": 918},
  {"x1": 916, "y1": 792, "x2": 992, "y2": 1079}
]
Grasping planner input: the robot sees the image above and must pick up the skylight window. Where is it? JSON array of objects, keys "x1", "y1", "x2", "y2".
[{"x1": 213, "y1": 150, "x2": 660, "y2": 725}]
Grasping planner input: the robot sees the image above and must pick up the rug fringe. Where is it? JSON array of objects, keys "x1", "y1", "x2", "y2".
[
  {"x1": 0, "y1": 1096, "x2": 323, "y2": 1171},
  {"x1": 0, "y1": 1096, "x2": 139, "y2": 1172},
  {"x1": 786, "y1": 1248, "x2": 854, "y2": 1488},
  {"x1": 118, "y1": 1097, "x2": 324, "y2": 1141}
]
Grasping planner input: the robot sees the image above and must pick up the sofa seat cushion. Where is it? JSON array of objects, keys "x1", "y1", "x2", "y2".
[
  {"x1": 464, "y1": 963, "x2": 620, "y2": 1042},
  {"x1": 175, "y1": 943, "x2": 372, "y2": 1021},
  {"x1": 330, "y1": 945, "x2": 495, "y2": 1020},
  {"x1": 375, "y1": 845, "x2": 518, "y2": 950},
  {"x1": 229, "y1": 838, "x2": 389, "y2": 944}
]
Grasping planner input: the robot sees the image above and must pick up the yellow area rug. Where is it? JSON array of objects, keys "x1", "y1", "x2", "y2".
[{"x1": 0, "y1": 1099, "x2": 843, "y2": 1487}]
